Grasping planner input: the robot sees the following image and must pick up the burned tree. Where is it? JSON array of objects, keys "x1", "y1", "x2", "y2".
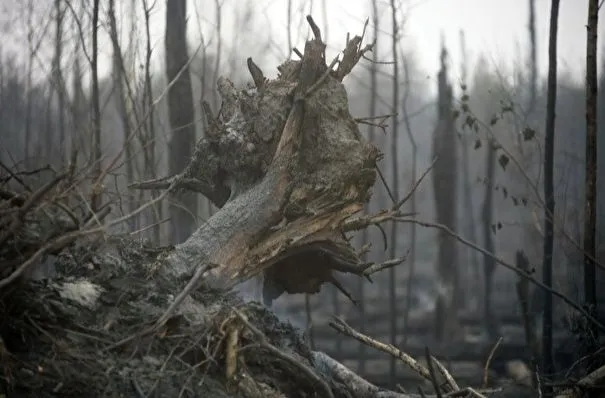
[
  {"x1": 431, "y1": 43, "x2": 461, "y2": 342},
  {"x1": 165, "y1": 0, "x2": 198, "y2": 243}
]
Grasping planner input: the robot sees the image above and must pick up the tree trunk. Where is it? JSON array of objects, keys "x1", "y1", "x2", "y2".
[
  {"x1": 90, "y1": 0, "x2": 102, "y2": 211},
  {"x1": 388, "y1": 0, "x2": 400, "y2": 384},
  {"x1": 482, "y1": 141, "x2": 497, "y2": 338},
  {"x1": 432, "y1": 44, "x2": 460, "y2": 343},
  {"x1": 108, "y1": 0, "x2": 137, "y2": 230},
  {"x1": 542, "y1": 0, "x2": 560, "y2": 389},
  {"x1": 165, "y1": 0, "x2": 198, "y2": 244},
  {"x1": 458, "y1": 29, "x2": 479, "y2": 310},
  {"x1": 583, "y1": 0, "x2": 599, "y2": 370}
]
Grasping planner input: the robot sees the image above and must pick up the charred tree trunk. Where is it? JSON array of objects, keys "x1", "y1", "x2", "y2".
[
  {"x1": 482, "y1": 140, "x2": 498, "y2": 339},
  {"x1": 165, "y1": 0, "x2": 198, "y2": 243},
  {"x1": 584, "y1": 0, "x2": 599, "y2": 369},
  {"x1": 432, "y1": 43, "x2": 460, "y2": 343},
  {"x1": 458, "y1": 30, "x2": 479, "y2": 310},
  {"x1": 527, "y1": 0, "x2": 537, "y2": 116},
  {"x1": 542, "y1": 0, "x2": 560, "y2": 388},
  {"x1": 388, "y1": 0, "x2": 400, "y2": 384},
  {"x1": 91, "y1": 0, "x2": 102, "y2": 211},
  {"x1": 142, "y1": 0, "x2": 162, "y2": 243},
  {"x1": 108, "y1": 0, "x2": 136, "y2": 230},
  {"x1": 53, "y1": 0, "x2": 66, "y2": 161}
]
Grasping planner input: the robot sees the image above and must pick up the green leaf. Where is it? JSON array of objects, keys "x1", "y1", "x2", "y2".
[{"x1": 498, "y1": 154, "x2": 509, "y2": 170}]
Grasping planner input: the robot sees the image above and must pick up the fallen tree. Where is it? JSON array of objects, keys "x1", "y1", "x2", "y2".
[{"x1": 0, "y1": 16, "x2": 571, "y2": 398}]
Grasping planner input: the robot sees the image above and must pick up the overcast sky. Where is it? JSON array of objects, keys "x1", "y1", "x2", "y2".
[
  {"x1": 2, "y1": 0, "x2": 601, "y2": 96},
  {"x1": 176, "y1": 0, "x2": 604, "y2": 95}
]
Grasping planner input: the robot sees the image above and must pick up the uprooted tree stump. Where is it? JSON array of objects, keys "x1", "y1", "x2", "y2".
[
  {"x1": 0, "y1": 16, "x2": 530, "y2": 398},
  {"x1": 133, "y1": 16, "x2": 394, "y2": 306}
]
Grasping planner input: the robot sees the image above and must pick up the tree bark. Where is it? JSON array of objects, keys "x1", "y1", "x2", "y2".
[
  {"x1": 482, "y1": 139, "x2": 497, "y2": 339},
  {"x1": 432, "y1": 44, "x2": 460, "y2": 343},
  {"x1": 91, "y1": 0, "x2": 102, "y2": 211},
  {"x1": 388, "y1": 0, "x2": 400, "y2": 384},
  {"x1": 584, "y1": 0, "x2": 599, "y2": 369},
  {"x1": 543, "y1": 0, "x2": 560, "y2": 389},
  {"x1": 165, "y1": 0, "x2": 198, "y2": 243}
]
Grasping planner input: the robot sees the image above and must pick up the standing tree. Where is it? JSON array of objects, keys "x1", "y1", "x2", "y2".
[
  {"x1": 482, "y1": 114, "x2": 498, "y2": 339},
  {"x1": 90, "y1": 0, "x2": 102, "y2": 211},
  {"x1": 584, "y1": 0, "x2": 598, "y2": 367},
  {"x1": 388, "y1": 0, "x2": 400, "y2": 384},
  {"x1": 543, "y1": 0, "x2": 560, "y2": 388},
  {"x1": 165, "y1": 0, "x2": 198, "y2": 243},
  {"x1": 458, "y1": 29, "x2": 480, "y2": 309},
  {"x1": 432, "y1": 42, "x2": 460, "y2": 342},
  {"x1": 108, "y1": 0, "x2": 136, "y2": 230}
]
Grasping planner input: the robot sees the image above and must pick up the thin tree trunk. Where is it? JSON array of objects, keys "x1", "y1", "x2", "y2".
[
  {"x1": 542, "y1": 0, "x2": 560, "y2": 389},
  {"x1": 108, "y1": 0, "x2": 136, "y2": 230},
  {"x1": 482, "y1": 141, "x2": 497, "y2": 338},
  {"x1": 401, "y1": 59, "x2": 417, "y2": 345},
  {"x1": 91, "y1": 0, "x2": 102, "y2": 211},
  {"x1": 142, "y1": 0, "x2": 161, "y2": 243},
  {"x1": 356, "y1": 0, "x2": 380, "y2": 376},
  {"x1": 24, "y1": 0, "x2": 34, "y2": 164},
  {"x1": 388, "y1": 0, "x2": 400, "y2": 386},
  {"x1": 584, "y1": 0, "x2": 598, "y2": 365},
  {"x1": 527, "y1": 0, "x2": 537, "y2": 117},
  {"x1": 54, "y1": 0, "x2": 66, "y2": 163},
  {"x1": 165, "y1": 0, "x2": 198, "y2": 244}
]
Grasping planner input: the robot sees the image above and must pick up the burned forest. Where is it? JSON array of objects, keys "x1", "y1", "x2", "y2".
[{"x1": 1, "y1": 0, "x2": 605, "y2": 397}]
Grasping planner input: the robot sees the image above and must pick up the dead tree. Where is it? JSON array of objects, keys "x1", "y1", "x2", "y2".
[
  {"x1": 584, "y1": 0, "x2": 599, "y2": 369},
  {"x1": 91, "y1": 0, "x2": 102, "y2": 211},
  {"x1": 543, "y1": 0, "x2": 560, "y2": 387},
  {"x1": 431, "y1": 43, "x2": 460, "y2": 342},
  {"x1": 388, "y1": 0, "x2": 401, "y2": 384},
  {"x1": 165, "y1": 0, "x2": 198, "y2": 243},
  {"x1": 458, "y1": 29, "x2": 479, "y2": 309},
  {"x1": 108, "y1": 0, "x2": 136, "y2": 230}
]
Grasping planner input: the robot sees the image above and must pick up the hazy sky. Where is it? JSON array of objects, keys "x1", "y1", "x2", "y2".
[
  {"x1": 2, "y1": 0, "x2": 601, "y2": 95},
  {"x1": 181, "y1": 0, "x2": 603, "y2": 94}
]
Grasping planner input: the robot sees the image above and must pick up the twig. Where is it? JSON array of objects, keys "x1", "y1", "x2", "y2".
[
  {"x1": 329, "y1": 316, "x2": 434, "y2": 383},
  {"x1": 425, "y1": 347, "x2": 444, "y2": 398},
  {"x1": 305, "y1": 55, "x2": 340, "y2": 97},
  {"x1": 104, "y1": 261, "x2": 218, "y2": 352},
  {"x1": 0, "y1": 226, "x2": 103, "y2": 289},
  {"x1": 430, "y1": 356, "x2": 459, "y2": 392},
  {"x1": 153, "y1": 262, "x2": 219, "y2": 329},
  {"x1": 394, "y1": 157, "x2": 437, "y2": 210},
  {"x1": 482, "y1": 337, "x2": 503, "y2": 388},
  {"x1": 578, "y1": 363, "x2": 605, "y2": 388},
  {"x1": 233, "y1": 308, "x2": 334, "y2": 398},
  {"x1": 361, "y1": 256, "x2": 407, "y2": 279}
]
